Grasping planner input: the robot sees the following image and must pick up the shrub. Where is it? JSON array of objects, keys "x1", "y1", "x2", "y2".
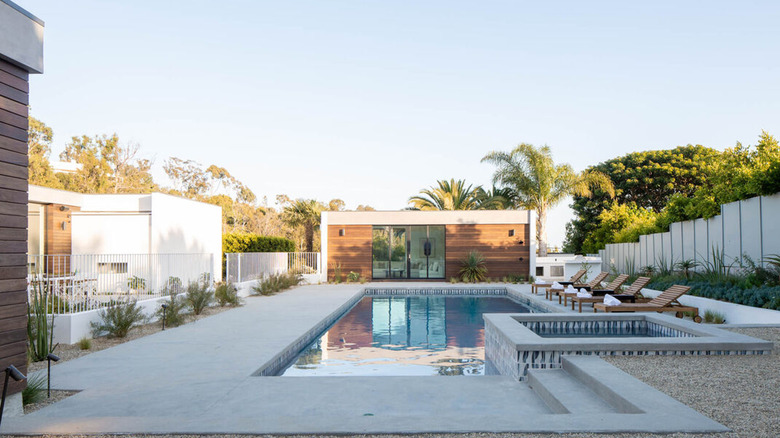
[
  {"x1": 22, "y1": 373, "x2": 46, "y2": 406},
  {"x1": 156, "y1": 292, "x2": 188, "y2": 328},
  {"x1": 459, "y1": 250, "x2": 487, "y2": 283},
  {"x1": 333, "y1": 263, "x2": 343, "y2": 283},
  {"x1": 215, "y1": 282, "x2": 240, "y2": 307},
  {"x1": 77, "y1": 336, "x2": 92, "y2": 350},
  {"x1": 449, "y1": 277, "x2": 458, "y2": 284},
  {"x1": 186, "y1": 279, "x2": 214, "y2": 315},
  {"x1": 507, "y1": 274, "x2": 527, "y2": 284},
  {"x1": 253, "y1": 272, "x2": 303, "y2": 296},
  {"x1": 163, "y1": 276, "x2": 184, "y2": 295},
  {"x1": 126, "y1": 276, "x2": 146, "y2": 291},
  {"x1": 90, "y1": 299, "x2": 147, "y2": 338},
  {"x1": 346, "y1": 271, "x2": 360, "y2": 283},
  {"x1": 27, "y1": 276, "x2": 55, "y2": 362},
  {"x1": 704, "y1": 309, "x2": 726, "y2": 324}
]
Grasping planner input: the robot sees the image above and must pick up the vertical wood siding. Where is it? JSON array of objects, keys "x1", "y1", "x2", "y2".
[{"x1": 0, "y1": 59, "x2": 29, "y2": 395}]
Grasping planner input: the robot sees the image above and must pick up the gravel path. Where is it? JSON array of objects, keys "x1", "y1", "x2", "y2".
[{"x1": 13, "y1": 328, "x2": 777, "y2": 438}]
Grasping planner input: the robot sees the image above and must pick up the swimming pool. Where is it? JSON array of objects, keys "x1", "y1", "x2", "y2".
[{"x1": 280, "y1": 295, "x2": 534, "y2": 376}]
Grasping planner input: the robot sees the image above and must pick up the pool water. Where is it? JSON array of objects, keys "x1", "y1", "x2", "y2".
[{"x1": 280, "y1": 296, "x2": 532, "y2": 376}]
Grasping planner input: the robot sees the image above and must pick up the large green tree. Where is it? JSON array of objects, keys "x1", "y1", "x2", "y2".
[
  {"x1": 482, "y1": 144, "x2": 614, "y2": 257},
  {"x1": 280, "y1": 199, "x2": 325, "y2": 253},
  {"x1": 563, "y1": 145, "x2": 720, "y2": 253},
  {"x1": 28, "y1": 117, "x2": 61, "y2": 188},
  {"x1": 408, "y1": 179, "x2": 503, "y2": 210},
  {"x1": 58, "y1": 134, "x2": 156, "y2": 194}
]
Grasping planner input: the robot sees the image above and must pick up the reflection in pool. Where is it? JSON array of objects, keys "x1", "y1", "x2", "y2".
[{"x1": 280, "y1": 296, "x2": 532, "y2": 376}]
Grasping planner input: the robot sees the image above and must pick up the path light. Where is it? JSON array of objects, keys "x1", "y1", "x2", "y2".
[
  {"x1": 161, "y1": 303, "x2": 169, "y2": 330},
  {"x1": 46, "y1": 353, "x2": 60, "y2": 398},
  {"x1": 0, "y1": 365, "x2": 26, "y2": 428}
]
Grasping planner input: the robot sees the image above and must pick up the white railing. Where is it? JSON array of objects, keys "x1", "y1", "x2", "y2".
[
  {"x1": 27, "y1": 253, "x2": 215, "y2": 314},
  {"x1": 226, "y1": 252, "x2": 321, "y2": 283}
]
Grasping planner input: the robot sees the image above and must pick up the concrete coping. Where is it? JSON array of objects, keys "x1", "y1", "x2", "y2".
[{"x1": 484, "y1": 312, "x2": 774, "y2": 352}]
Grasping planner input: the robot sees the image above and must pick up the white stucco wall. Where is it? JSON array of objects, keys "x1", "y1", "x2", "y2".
[
  {"x1": 149, "y1": 193, "x2": 222, "y2": 279},
  {"x1": 71, "y1": 213, "x2": 151, "y2": 254}
]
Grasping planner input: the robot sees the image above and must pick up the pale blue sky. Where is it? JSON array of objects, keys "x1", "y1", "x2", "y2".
[{"x1": 22, "y1": 0, "x2": 780, "y2": 247}]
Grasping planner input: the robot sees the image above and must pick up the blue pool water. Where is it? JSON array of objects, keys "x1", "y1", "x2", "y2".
[{"x1": 280, "y1": 295, "x2": 532, "y2": 376}]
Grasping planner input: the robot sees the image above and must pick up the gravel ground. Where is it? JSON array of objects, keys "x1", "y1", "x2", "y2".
[
  {"x1": 27, "y1": 305, "x2": 236, "y2": 374},
  {"x1": 13, "y1": 328, "x2": 777, "y2": 438}
]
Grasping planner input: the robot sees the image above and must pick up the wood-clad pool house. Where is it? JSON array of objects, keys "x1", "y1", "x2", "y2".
[{"x1": 321, "y1": 211, "x2": 536, "y2": 281}]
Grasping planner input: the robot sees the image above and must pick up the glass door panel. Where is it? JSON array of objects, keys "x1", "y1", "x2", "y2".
[
  {"x1": 427, "y1": 226, "x2": 445, "y2": 279},
  {"x1": 389, "y1": 227, "x2": 407, "y2": 279},
  {"x1": 409, "y1": 225, "x2": 446, "y2": 279},
  {"x1": 372, "y1": 227, "x2": 390, "y2": 279}
]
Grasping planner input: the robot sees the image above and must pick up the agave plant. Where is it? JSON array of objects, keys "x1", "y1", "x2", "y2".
[
  {"x1": 459, "y1": 251, "x2": 488, "y2": 283},
  {"x1": 764, "y1": 254, "x2": 780, "y2": 283},
  {"x1": 27, "y1": 275, "x2": 56, "y2": 362}
]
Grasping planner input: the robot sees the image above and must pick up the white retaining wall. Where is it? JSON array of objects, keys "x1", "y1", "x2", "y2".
[
  {"x1": 601, "y1": 192, "x2": 780, "y2": 273},
  {"x1": 52, "y1": 294, "x2": 185, "y2": 345}
]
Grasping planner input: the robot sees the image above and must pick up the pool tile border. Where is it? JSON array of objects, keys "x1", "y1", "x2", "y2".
[{"x1": 254, "y1": 286, "x2": 549, "y2": 376}]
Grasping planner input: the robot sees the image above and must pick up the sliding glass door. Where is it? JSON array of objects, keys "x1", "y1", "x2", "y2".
[{"x1": 372, "y1": 225, "x2": 445, "y2": 279}]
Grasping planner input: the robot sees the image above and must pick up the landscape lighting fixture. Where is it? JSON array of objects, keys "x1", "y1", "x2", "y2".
[
  {"x1": 161, "y1": 303, "x2": 169, "y2": 330},
  {"x1": 47, "y1": 353, "x2": 60, "y2": 398},
  {"x1": 0, "y1": 365, "x2": 26, "y2": 428}
]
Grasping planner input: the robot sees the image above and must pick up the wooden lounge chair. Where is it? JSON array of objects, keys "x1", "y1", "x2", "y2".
[
  {"x1": 547, "y1": 271, "x2": 608, "y2": 302},
  {"x1": 561, "y1": 274, "x2": 629, "y2": 307},
  {"x1": 593, "y1": 284, "x2": 702, "y2": 323},
  {"x1": 571, "y1": 276, "x2": 650, "y2": 313},
  {"x1": 533, "y1": 269, "x2": 586, "y2": 295}
]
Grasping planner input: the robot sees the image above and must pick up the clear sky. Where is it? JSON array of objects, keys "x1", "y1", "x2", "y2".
[{"x1": 21, "y1": 0, "x2": 780, "y2": 248}]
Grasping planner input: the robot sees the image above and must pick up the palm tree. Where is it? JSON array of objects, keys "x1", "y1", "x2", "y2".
[
  {"x1": 408, "y1": 179, "x2": 490, "y2": 210},
  {"x1": 280, "y1": 199, "x2": 323, "y2": 252},
  {"x1": 482, "y1": 144, "x2": 614, "y2": 257}
]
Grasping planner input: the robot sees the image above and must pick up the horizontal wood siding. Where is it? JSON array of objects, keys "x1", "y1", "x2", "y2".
[
  {"x1": 327, "y1": 225, "x2": 372, "y2": 281},
  {"x1": 0, "y1": 58, "x2": 29, "y2": 395},
  {"x1": 445, "y1": 224, "x2": 530, "y2": 279}
]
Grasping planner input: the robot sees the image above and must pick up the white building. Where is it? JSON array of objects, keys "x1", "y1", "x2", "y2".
[{"x1": 28, "y1": 185, "x2": 223, "y2": 279}]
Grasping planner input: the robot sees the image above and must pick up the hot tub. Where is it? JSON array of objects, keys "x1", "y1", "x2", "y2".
[{"x1": 484, "y1": 313, "x2": 773, "y2": 380}]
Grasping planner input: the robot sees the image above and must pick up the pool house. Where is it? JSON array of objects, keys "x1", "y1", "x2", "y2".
[{"x1": 321, "y1": 210, "x2": 536, "y2": 281}]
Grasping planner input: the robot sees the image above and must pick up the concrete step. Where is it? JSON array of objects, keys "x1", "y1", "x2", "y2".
[{"x1": 527, "y1": 368, "x2": 617, "y2": 415}]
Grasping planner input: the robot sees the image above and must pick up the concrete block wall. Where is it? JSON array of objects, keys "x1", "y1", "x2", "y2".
[{"x1": 601, "y1": 192, "x2": 780, "y2": 273}]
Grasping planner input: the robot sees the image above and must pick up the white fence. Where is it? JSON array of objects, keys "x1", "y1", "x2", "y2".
[
  {"x1": 28, "y1": 253, "x2": 215, "y2": 315},
  {"x1": 225, "y1": 252, "x2": 321, "y2": 283},
  {"x1": 600, "y1": 192, "x2": 780, "y2": 273}
]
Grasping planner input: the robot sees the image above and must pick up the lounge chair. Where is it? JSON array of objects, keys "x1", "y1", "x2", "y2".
[
  {"x1": 571, "y1": 276, "x2": 650, "y2": 312},
  {"x1": 561, "y1": 274, "x2": 629, "y2": 307},
  {"x1": 533, "y1": 270, "x2": 586, "y2": 295},
  {"x1": 593, "y1": 284, "x2": 702, "y2": 323},
  {"x1": 547, "y1": 272, "x2": 609, "y2": 302}
]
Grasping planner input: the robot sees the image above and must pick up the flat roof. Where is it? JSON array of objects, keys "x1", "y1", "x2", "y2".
[{"x1": 323, "y1": 210, "x2": 531, "y2": 225}]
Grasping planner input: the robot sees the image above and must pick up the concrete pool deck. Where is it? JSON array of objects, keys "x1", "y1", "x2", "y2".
[{"x1": 2, "y1": 283, "x2": 735, "y2": 434}]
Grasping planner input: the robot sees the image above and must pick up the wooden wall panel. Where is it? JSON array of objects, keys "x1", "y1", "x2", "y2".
[
  {"x1": 0, "y1": 58, "x2": 30, "y2": 395},
  {"x1": 445, "y1": 224, "x2": 530, "y2": 279},
  {"x1": 44, "y1": 204, "x2": 79, "y2": 274},
  {"x1": 327, "y1": 225, "x2": 372, "y2": 281}
]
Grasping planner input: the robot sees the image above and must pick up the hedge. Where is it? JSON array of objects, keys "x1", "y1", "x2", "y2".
[
  {"x1": 223, "y1": 233, "x2": 295, "y2": 254},
  {"x1": 648, "y1": 279, "x2": 780, "y2": 311},
  {"x1": 222, "y1": 233, "x2": 296, "y2": 279}
]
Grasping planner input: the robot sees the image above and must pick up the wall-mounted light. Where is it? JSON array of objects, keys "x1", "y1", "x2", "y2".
[
  {"x1": 59, "y1": 205, "x2": 70, "y2": 212},
  {"x1": 508, "y1": 229, "x2": 515, "y2": 237},
  {"x1": 339, "y1": 228, "x2": 345, "y2": 237},
  {"x1": 60, "y1": 221, "x2": 67, "y2": 230},
  {"x1": 518, "y1": 240, "x2": 524, "y2": 245}
]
